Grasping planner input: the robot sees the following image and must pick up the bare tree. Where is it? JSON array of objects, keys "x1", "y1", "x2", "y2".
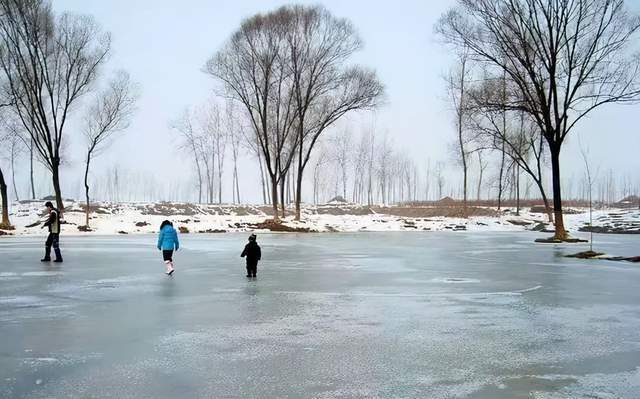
[
  {"x1": 201, "y1": 101, "x2": 227, "y2": 204},
  {"x1": 0, "y1": 0, "x2": 111, "y2": 213},
  {"x1": 226, "y1": 100, "x2": 242, "y2": 204},
  {"x1": 205, "y1": 8, "x2": 299, "y2": 219},
  {"x1": 2, "y1": 120, "x2": 24, "y2": 201},
  {"x1": 17, "y1": 135, "x2": 36, "y2": 199},
  {"x1": 83, "y1": 71, "x2": 137, "y2": 228},
  {"x1": 366, "y1": 125, "x2": 376, "y2": 206},
  {"x1": 312, "y1": 146, "x2": 329, "y2": 204},
  {"x1": 351, "y1": 129, "x2": 370, "y2": 203},
  {"x1": 469, "y1": 83, "x2": 554, "y2": 221},
  {"x1": 469, "y1": 79, "x2": 553, "y2": 222},
  {"x1": 0, "y1": 120, "x2": 10, "y2": 227},
  {"x1": 376, "y1": 133, "x2": 393, "y2": 205},
  {"x1": 580, "y1": 144, "x2": 598, "y2": 251},
  {"x1": 424, "y1": 159, "x2": 432, "y2": 201},
  {"x1": 0, "y1": 168, "x2": 8, "y2": 227},
  {"x1": 447, "y1": 48, "x2": 472, "y2": 215},
  {"x1": 475, "y1": 150, "x2": 487, "y2": 200},
  {"x1": 438, "y1": 0, "x2": 640, "y2": 240},
  {"x1": 329, "y1": 127, "x2": 353, "y2": 200},
  {"x1": 434, "y1": 161, "x2": 446, "y2": 200},
  {"x1": 284, "y1": 5, "x2": 384, "y2": 220},
  {"x1": 172, "y1": 108, "x2": 204, "y2": 204}
]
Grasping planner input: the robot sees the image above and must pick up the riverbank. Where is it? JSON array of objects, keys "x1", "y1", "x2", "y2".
[{"x1": 1, "y1": 200, "x2": 639, "y2": 236}]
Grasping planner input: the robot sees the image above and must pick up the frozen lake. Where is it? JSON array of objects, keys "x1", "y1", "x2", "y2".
[{"x1": 1, "y1": 232, "x2": 639, "y2": 398}]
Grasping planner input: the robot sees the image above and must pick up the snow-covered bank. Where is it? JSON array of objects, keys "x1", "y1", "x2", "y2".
[{"x1": 1, "y1": 200, "x2": 639, "y2": 236}]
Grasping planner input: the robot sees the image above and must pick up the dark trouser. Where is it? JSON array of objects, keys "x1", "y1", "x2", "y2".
[
  {"x1": 44, "y1": 233, "x2": 62, "y2": 260},
  {"x1": 246, "y1": 260, "x2": 258, "y2": 277},
  {"x1": 162, "y1": 250, "x2": 174, "y2": 262}
]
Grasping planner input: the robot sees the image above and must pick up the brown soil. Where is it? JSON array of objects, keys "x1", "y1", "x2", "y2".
[
  {"x1": 252, "y1": 219, "x2": 314, "y2": 233},
  {"x1": 566, "y1": 250, "x2": 605, "y2": 259},
  {"x1": 535, "y1": 237, "x2": 589, "y2": 243},
  {"x1": 372, "y1": 206, "x2": 498, "y2": 218}
]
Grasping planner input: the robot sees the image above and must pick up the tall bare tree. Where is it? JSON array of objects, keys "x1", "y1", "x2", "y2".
[
  {"x1": 172, "y1": 108, "x2": 204, "y2": 204},
  {"x1": 0, "y1": 121, "x2": 10, "y2": 228},
  {"x1": 83, "y1": 71, "x2": 137, "y2": 228},
  {"x1": 205, "y1": 8, "x2": 299, "y2": 219},
  {"x1": 435, "y1": 161, "x2": 446, "y2": 200},
  {"x1": 438, "y1": 0, "x2": 640, "y2": 240},
  {"x1": 0, "y1": 0, "x2": 111, "y2": 213},
  {"x1": 351, "y1": 129, "x2": 371, "y2": 203},
  {"x1": 284, "y1": 5, "x2": 384, "y2": 220},
  {"x1": 447, "y1": 49, "x2": 472, "y2": 215},
  {"x1": 2, "y1": 119, "x2": 24, "y2": 201},
  {"x1": 329, "y1": 127, "x2": 353, "y2": 200},
  {"x1": 200, "y1": 101, "x2": 227, "y2": 204},
  {"x1": 0, "y1": 78, "x2": 13, "y2": 226},
  {"x1": 226, "y1": 99, "x2": 242, "y2": 204},
  {"x1": 469, "y1": 83, "x2": 554, "y2": 222}
]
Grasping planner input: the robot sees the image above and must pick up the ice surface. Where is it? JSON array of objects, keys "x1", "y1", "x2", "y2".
[{"x1": 1, "y1": 232, "x2": 639, "y2": 398}]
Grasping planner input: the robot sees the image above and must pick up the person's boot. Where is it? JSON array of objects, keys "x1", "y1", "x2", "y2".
[
  {"x1": 41, "y1": 247, "x2": 51, "y2": 262},
  {"x1": 167, "y1": 261, "x2": 175, "y2": 276},
  {"x1": 246, "y1": 267, "x2": 251, "y2": 278},
  {"x1": 53, "y1": 248, "x2": 63, "y2": 263}
]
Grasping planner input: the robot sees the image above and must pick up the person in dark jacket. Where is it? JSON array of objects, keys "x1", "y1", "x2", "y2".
[
  {"x1": 41, "y1": 201, "x2": 63, "y2": 262},
  {"x1": 241, "y1": 234, "x2": 261, "y2": 278},
  {"x1": 157, "y1": 220, "x2": 179, "y2": 275}
]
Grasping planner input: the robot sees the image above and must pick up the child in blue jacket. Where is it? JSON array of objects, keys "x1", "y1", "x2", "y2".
[{"x1": 157, "y1": 220, "x2": 179, "y2": 275}]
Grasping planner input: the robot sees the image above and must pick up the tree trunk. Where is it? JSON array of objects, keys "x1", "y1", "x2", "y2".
[
  {"x1": 11, "y1": 150, "x2": 19, "y2": 202},
  {"x1": 497, "y1": 142, "x2": 505, "y2": 211},
  {"x1": 30, "y1": 138, "x2": 36, "y2": 200},
  {"x1": 194, "y1": 155, "x2": 203, "y2": 205},
  {"x1": 257, "y1": 152, "x2": 267, "y2": 205},
  {"x1": 476, "y1": 152, "x2": 484, "y2": 200},
  {"x1": 515, "y1": 164, "x2": 520, "y2": 216},
  {"x1": 84, "y1": 152, "x2": 92, "y2": 228},
  {"x1": 550, "y1": 146, "x2": 567, "y2": 240},
  {"x1": 270, "y1": 174, "x2": 279, "y2": 221},
  {"x1": 218, "y1": 170, "x2": 223, "y2": 204},
  {"x1": 279, "y1": 176, "x2": 286, "y2": 219},
  {"x1": 342, "y1": 164, "x2": 347, "y2": 200},
  {"x1": 462, "y1": 167, "x2": 468, "y2": 216},
  {"x1": 295, "y1": 168, "x2": 303, "y2": 221},
  {"x1": 457, "y1": 56, "x2": 467, "y2": 216},
  {"x1": 52, "y1": 159, "x2": 64, "y2": 214},
  {"x1": 0, "y1": 167, "x2": 10, "y2": 227},
  {"x1": 233, "y1": 163, "x2": 240, "y2": 204}
]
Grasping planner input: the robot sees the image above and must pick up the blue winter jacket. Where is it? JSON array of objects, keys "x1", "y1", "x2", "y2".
[{"x1": 157, "y1": 225, "x2": 179, "y2": 251}]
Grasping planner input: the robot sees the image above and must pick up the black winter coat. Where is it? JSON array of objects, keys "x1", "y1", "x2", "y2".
[{"x1": 241, "y1": 241, "x2": 261, "y2": 263}]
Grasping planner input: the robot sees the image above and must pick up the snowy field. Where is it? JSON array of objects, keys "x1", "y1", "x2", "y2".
[
  {"x1": 1, "y1": 232, "x2": 640, "y2": 398},
  {"x1": 4, "y1": 200, "x2": 640, "y2": 236}
]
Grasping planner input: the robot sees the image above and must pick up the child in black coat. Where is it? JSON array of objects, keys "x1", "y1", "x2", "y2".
[{"x1": 241, "y1": 234, "x2": 261, "y2": 278}]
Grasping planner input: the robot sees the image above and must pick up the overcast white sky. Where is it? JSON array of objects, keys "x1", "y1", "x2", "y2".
[{"x1": 25, "y1": 0, "x2": 640, "y2": 203}]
